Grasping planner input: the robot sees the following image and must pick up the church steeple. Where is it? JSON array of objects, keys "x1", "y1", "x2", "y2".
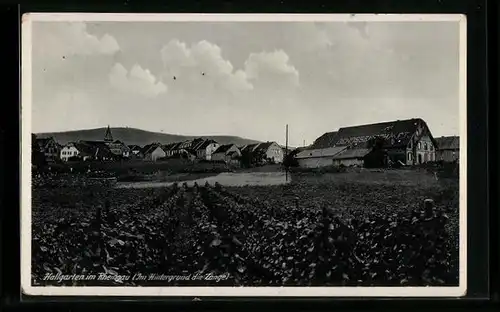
[{"x1": 104, "y1": 125, "x2": 114, "y2": 142}]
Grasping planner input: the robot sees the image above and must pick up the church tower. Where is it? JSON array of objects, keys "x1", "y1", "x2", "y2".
[{"x1": 104, "y1": 125, "x2": 114, "y2": 142}]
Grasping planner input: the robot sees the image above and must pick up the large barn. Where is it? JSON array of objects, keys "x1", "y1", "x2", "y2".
[{"x1": 298, "y1": 118, "x2": 438, "y2": 168}]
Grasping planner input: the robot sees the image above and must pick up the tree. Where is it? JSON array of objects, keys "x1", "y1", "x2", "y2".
[
  {"x1": 283, "y1": 149, "x2": 299, "y2": 168},
  {"x1": 32, "y1": 134, "x2": 47, "y2": 170},
  {"x1": 239, "y1": 148, "x2": 267, "y2": 168}
]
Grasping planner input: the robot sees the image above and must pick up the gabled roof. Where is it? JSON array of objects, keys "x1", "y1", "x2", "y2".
[
  {"x1": 71, "y1": 143, "x2": 96, "y2": 157},
  {"x1": 241, "y1": 143, "x2": 259, "y2": 153},
  {"x1": 435, "y1": 136, "x2": 459, "y2": 150},
  {"x1": 214, "y1": 144, "x2": 238, "y2": 154},
  {"x1": 310, "y1": 131, "x2": 339, "y2": 149},
  {"x1": 141, "y1": 143, "x2": 162, "y2": 155},
  {"x1": 169, "y1": 142, "x2": 185, "y2": 150},
  {"x1": 191, "y1": 138, "x2": 205, "y2": 149},
  {"x1": 295, "y1": 146, "x2": 348, "y2": 159},
  {"x1": 162, "y1": 143, "x2": 177, "y2": 151}
]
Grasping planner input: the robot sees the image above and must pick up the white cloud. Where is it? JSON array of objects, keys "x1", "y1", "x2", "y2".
[
  {"x1": 109, "y1": 63, "x2": 167, "y2": 98},
  {"x1": 244, "y1": 50, "x2": 300, "y2": 88},
  {"x1": 160, "y1": 39, "x2": 253, "y2": 93},
  {"x1": 34, "y1": 22, "x2": 120, "y2": 58}
]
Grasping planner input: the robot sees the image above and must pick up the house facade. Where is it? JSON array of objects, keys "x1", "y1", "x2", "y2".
[
  {"x1": 211, "y1": 144, "x2": 241, "y2": 163},
  {"x1": 35, "y1": 136, "x2": 60, "y2": 163},
  {"x1": 435, "y1": 136, "x2": 459, "y2": 162}
]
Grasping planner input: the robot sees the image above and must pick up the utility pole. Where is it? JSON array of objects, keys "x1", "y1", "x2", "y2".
[{"x1": 285, "y1": 124, "x2": 289, "y2": 182}]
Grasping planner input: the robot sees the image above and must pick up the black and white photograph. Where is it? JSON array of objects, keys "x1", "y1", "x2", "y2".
[{"x1": 21, "y1": 13, "x2": 467, "y2": 297}]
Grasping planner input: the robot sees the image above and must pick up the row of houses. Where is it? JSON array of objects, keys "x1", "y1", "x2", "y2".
[
  {"x1": 294, "y1": 118, "x2": 460, "y2": 168},
  {"x1": 33, "y1": 126, "x2": 286, "y2": 165},
  {"x1": 136, "y1": 139, "x2": 285, "y2": 164}
]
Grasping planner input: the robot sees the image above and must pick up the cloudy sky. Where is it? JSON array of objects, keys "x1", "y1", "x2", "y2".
[{"x1": 30, "y1": 19, "x2": 461, "y2": 146}]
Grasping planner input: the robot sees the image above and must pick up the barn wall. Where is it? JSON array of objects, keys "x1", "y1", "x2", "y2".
[
  {"x1": 332, "y1": 158, "x2": 364, "y2": 167},
  {"x1": 297, "y1": 157, "x2": 333, "y2": 168}
]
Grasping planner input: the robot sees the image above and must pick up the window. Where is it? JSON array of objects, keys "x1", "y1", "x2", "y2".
[
  {"x1": 417, "y1": 142, "x2": 421, "y2": 149},
  {"x1": 424, "y1": 143, "x2": 428, "y2": 151},
  {"x1": 430, "y1": 145, "x2": 433, "y2": 151},
  {"x1": 408, "y1": 152, "x2": 412, "y2": 161}
]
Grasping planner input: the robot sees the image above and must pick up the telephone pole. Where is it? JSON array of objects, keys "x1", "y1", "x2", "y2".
[{"x1": 285, "y1": 124, "x2": 289, "y2": 182}]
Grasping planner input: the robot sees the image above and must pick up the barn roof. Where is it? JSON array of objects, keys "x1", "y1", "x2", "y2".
[
  {"x1": 435, "y1": 136, "x2": 459, "y2": 150},
  {"x1": 334, "y1": 118, "x2": 437, "y2": 149},
  {"x1": 295, "y1": 146, "x2": 347, "y2": 159},
  {"x1": 310, "y1": 131, "x2": 339, "y2": 149}
]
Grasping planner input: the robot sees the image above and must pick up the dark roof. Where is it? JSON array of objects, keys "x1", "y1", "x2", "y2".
[
  {"x1": 72, "y1": 143, "x2": 95, "y2": 157},
  {"x1": 191, "y1": 138, "x2": 205, "y2": 149},
  {"x1": 310, "y1": 131, "x2": 338, "y2": 149},
  {"x1": 174, "y1": 142, "x2": 186, "y2": 150},
  {"x1": 241, "y1": 143, "x2": 259, "y2": 153},
  {"x1": 214, "y1": 144, "x2": 237, "y2": 154},
  {"x1": 162, "y1": 143, "x2": 177, "y2": 151},
  {"x1": 79, "y1": 140, "x2": 109, "y2": 149},
  {"x1": 141, "y1": 143, "x2": 161, "y2": 155},
  {"x1": 70, "y1": 142, "x2": 114, "y2": 158},
  {"x1": 333, "y1": 118, "x2": 436, "y2": 148},
  {"x1": 435, "y1": 136, "x2": 459, "y2": 150}
]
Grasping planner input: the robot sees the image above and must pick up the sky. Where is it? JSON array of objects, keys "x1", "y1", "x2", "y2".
[{"x1": 29, "y1": 19, "x2": 461, "y2": 147}]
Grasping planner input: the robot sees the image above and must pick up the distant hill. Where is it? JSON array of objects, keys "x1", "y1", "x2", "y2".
[{"x1": 36, "y1": 127, "x2": 262, "y2": 147}]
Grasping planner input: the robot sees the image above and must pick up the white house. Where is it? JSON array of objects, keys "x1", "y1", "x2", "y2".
[
  {"x1": 296, "y1": 146, "x2": 348, "y2": 168},
  {"x1": 60, "y1": 143, "x2": 93, "y2": 162}
]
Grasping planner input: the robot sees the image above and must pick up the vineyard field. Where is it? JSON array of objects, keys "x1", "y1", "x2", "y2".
[{"x1": 31, "y1": 170, "x2": 459, "y2": 287}]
